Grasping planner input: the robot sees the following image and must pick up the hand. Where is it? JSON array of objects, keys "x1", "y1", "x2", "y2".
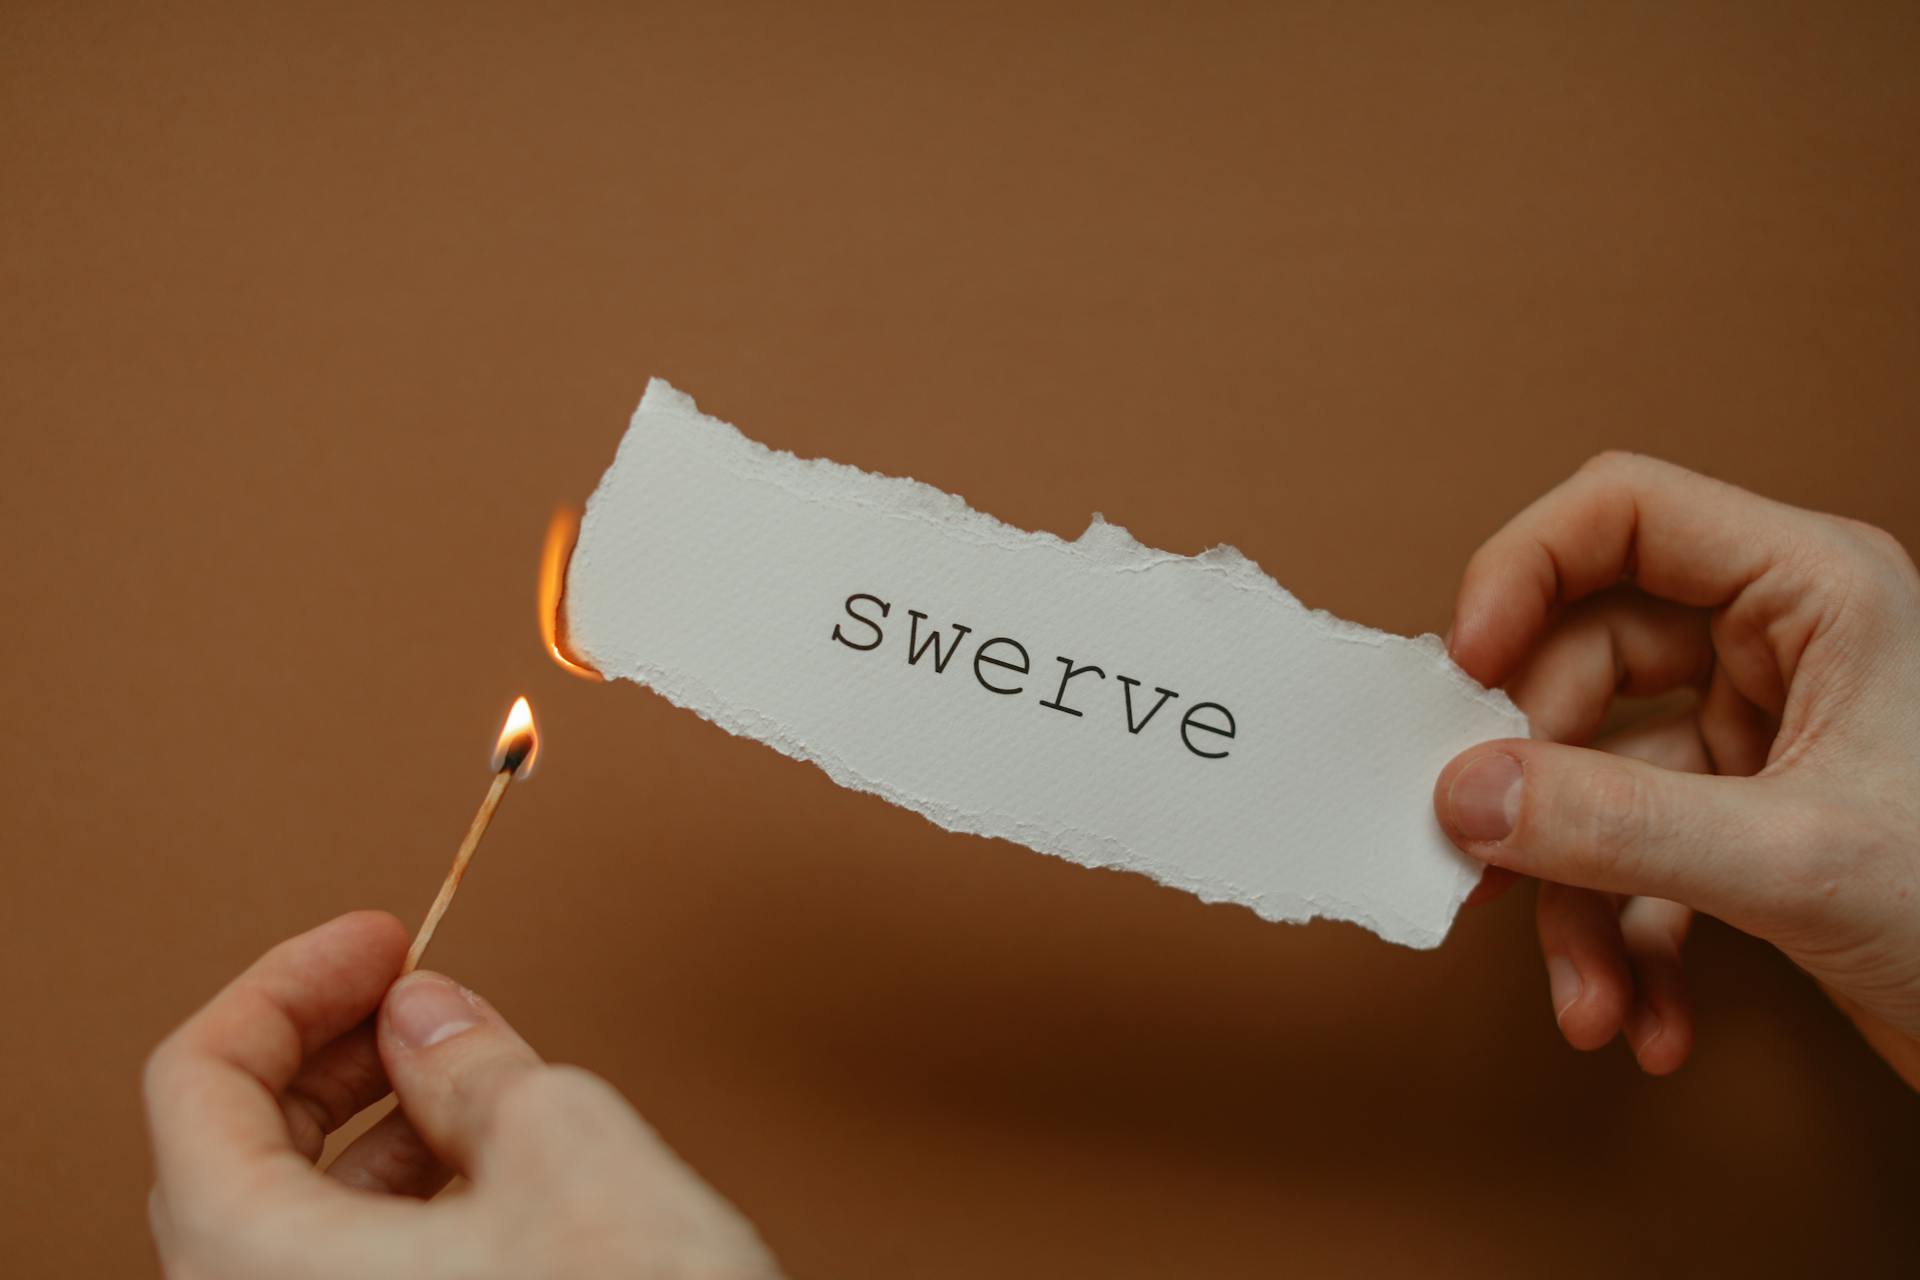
[
  {"x1": 143, "y1": 911, "x2": 780, "y2": 1278},
  {"x1": 1433, "y1": 452, "x2": 1920, "y2": 1085}
]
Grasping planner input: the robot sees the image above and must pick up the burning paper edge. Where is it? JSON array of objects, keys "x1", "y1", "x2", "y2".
[
  {"x1": 565, "y1": 380, "x2": 1527, "y2": 948},
  {"x1": 540, "y1": 508, "x2": 603, "y2": 681}
]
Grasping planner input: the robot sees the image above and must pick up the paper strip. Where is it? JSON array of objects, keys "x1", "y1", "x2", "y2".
[{"x1": 565, "y1": 381, "x2": 1527, "y2": 948}]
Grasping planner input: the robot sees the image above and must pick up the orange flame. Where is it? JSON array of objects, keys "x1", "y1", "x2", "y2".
[
  {"x1": 491, "y1": 695, "x2": 540, "y2": 777},
  {"x1": 539, "y1": 507, "x2": 602, "y2": 681}
]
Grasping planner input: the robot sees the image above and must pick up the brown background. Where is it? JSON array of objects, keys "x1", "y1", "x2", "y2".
[{"x1": 3, "y1": 2, "x2": 1916, "y2": 1275}]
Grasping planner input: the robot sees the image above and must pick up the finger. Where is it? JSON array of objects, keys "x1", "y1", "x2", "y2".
[
  {"x1": 1592, "y1": 708, "x2": 1715, "y2": 774},
  {"x1": 1503, "y1": 587, "x2": 1713, "y2": 745},
  {"x1": 325, "y1": 1106, "x2": 454, "y2": 1199},
  {"x1": 1464, "y1": 702, "x2": 1715, "y2": 912},
  {"x1": 1590, "y1": 715, "x2": 1699, "y2": 1073},
  {"x1": 377, "y1": 971, "x2": 543, "y2": 1174},
  {"x1": 1529, "y1": 712, "x2": 1704, "y2": 1056},
  {"x1": 1450, "y1": 452, "x2": 1832, "y2": 690},
  {"x1": 281, "y1": 1022, "x2": 390, "y2": 1162},
  {"x1": 144, "y1": 911, "x2": 409, "y2": 1199},
  {"x1": 1697, "y1": 662, "x2": 1779, "y2": 775},
  {"x1": 1535, "y1": 882, "x2": 1632, "y2": 1050},
  {"x1": 1619, "y1": 897, "x2": 1695, "y2": 1075},
  {"x1": 1582, "y1": 665, "x2": 1775, "y2": 780},
  {"x1": 1433, "y1": 739, "x2": 1803, "y2": 926}
]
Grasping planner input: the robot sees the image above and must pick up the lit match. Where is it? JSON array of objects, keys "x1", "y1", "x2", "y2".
[{"x1": 402, "y1": 696, "x2": 540, "y2": 974}]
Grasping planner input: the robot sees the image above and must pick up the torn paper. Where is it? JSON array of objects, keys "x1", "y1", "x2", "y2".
[{"x1": 564, "y1": 380, "x2": 1528, "y2": 948}]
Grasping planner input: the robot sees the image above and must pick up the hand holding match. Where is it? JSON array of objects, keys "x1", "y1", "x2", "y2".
[{"x1": 402, "y1": 696, "x2": 540, "y2": 974}]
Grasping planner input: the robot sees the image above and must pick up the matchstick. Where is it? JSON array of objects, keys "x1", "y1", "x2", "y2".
[
  {"x1": 403, "y1": 769, "x2": 515, "y2": 974},
  {"x1": 402, "y1": 696, "x2": 538, "y2": 975}
]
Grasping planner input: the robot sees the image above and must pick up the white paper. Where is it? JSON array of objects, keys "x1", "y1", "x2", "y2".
[{"x1": 565, "y1": 380, "x2": 1527, "y2": 948}]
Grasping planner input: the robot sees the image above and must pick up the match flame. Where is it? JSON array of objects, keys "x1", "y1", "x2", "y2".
[
  {"x1": 539, "y1": 507, "x2": 602, "y2": 681},
  {"x1": 491, "y1": 696, "x2": 540, "y2": 777}
]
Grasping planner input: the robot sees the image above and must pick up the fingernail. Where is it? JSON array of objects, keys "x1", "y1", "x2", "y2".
[
  {"x1": 1626, "y1": 1005, "x2": 1663, "y2": 1056},
  {"x1": 386, "y1": 973, "x2": 482, "y2": 1050},
  {"x1": 1547, "y1": 956, "x2": 1582, "y2": 1021},
  {"x1": 1447, "y1": 753, "x2": 1523, "y2": 842}
]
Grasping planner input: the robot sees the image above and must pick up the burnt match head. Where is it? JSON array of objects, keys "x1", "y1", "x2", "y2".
[{"x1": 490, "y1": 696, "x2": 540, "y2": 778}]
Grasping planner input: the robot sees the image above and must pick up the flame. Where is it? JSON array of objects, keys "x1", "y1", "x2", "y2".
[
  {"x1": 491, "y1": 695, "x2": 540, "y2": 777},
  {"x1": 539, "y1": 507, "x2": 602, "y2": 681}
]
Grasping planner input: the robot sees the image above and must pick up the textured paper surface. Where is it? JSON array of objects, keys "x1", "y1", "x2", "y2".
[{"x1": 566, "y1": 381, "x2": 1528, "y2": 947}]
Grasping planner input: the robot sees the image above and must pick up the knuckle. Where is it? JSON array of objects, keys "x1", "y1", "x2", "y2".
[
  {"x1": 1766, "y1": 801, "x2": 1870, "y2": 902},
  {"x1": 1554, "y1": 763, "x2": 1654, "y2": 879},
  {"x1": 492, "y1": 1065, "x2": 566, "y2": 1128},
  {"x1": 141, "y1": 1039, "x2": 180, "y2": 1106},
  {"x1": 153, "y1": 1197, "x2": 228, "y2": 1275},
  {"x1": 1574, "y1": 449, "x2": 1692, "y2": 491},
  {"x1": 495, "y1": 1063, "x2": 621, "y2": 1133},
  {"x1": 1577, "y1": 449, "x2": 1641, "y2": 479},
  {"x1": 1836, "y1": 517, "x2": 1919, "y2": 587},
  {"x1": 1790, "y1": 518, "x2": 1920, "y2": 648},
  {"x1": 1571, "y1": 450, "x2": 1700, "y2": 509},
  {"x1": 359, "y1": 1134, "x2": 443, "y2": 1194},
  {"x1": 1838, "y1": 515, "x2": 1904, "y2": 556},
  {"x1": 542, "y1": 1061, "x2": 619, "y2": 1099}
]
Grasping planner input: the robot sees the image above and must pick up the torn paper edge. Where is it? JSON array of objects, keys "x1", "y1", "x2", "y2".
[{"x1": 570, "y1": 379, "x2": 1526, "y2": 948}]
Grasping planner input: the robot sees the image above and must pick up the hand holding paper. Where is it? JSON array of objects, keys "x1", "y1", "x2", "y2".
[{"x1": 1432, "y1": 452, "x2": 1920, "y2": 1084}]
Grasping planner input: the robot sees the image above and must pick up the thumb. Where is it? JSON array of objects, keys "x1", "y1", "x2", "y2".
[
  {"x1": 378, "y1": 976, "x2": 776, "y2": 1266},
  {"x1": 1434, "y1": 739, "x2": 1797, "y2": 924},
  {"x1": 377, "y1": 971, "x2": 543, "y2": 1174}
]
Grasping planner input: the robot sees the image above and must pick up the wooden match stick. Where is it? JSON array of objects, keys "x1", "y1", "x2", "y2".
[
  {"x1": 403, "y1": 769, "x2": 515, "y2": 974},
  {"x1": 402, "y1": 696, "x2": 538, "y2": 975}
]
